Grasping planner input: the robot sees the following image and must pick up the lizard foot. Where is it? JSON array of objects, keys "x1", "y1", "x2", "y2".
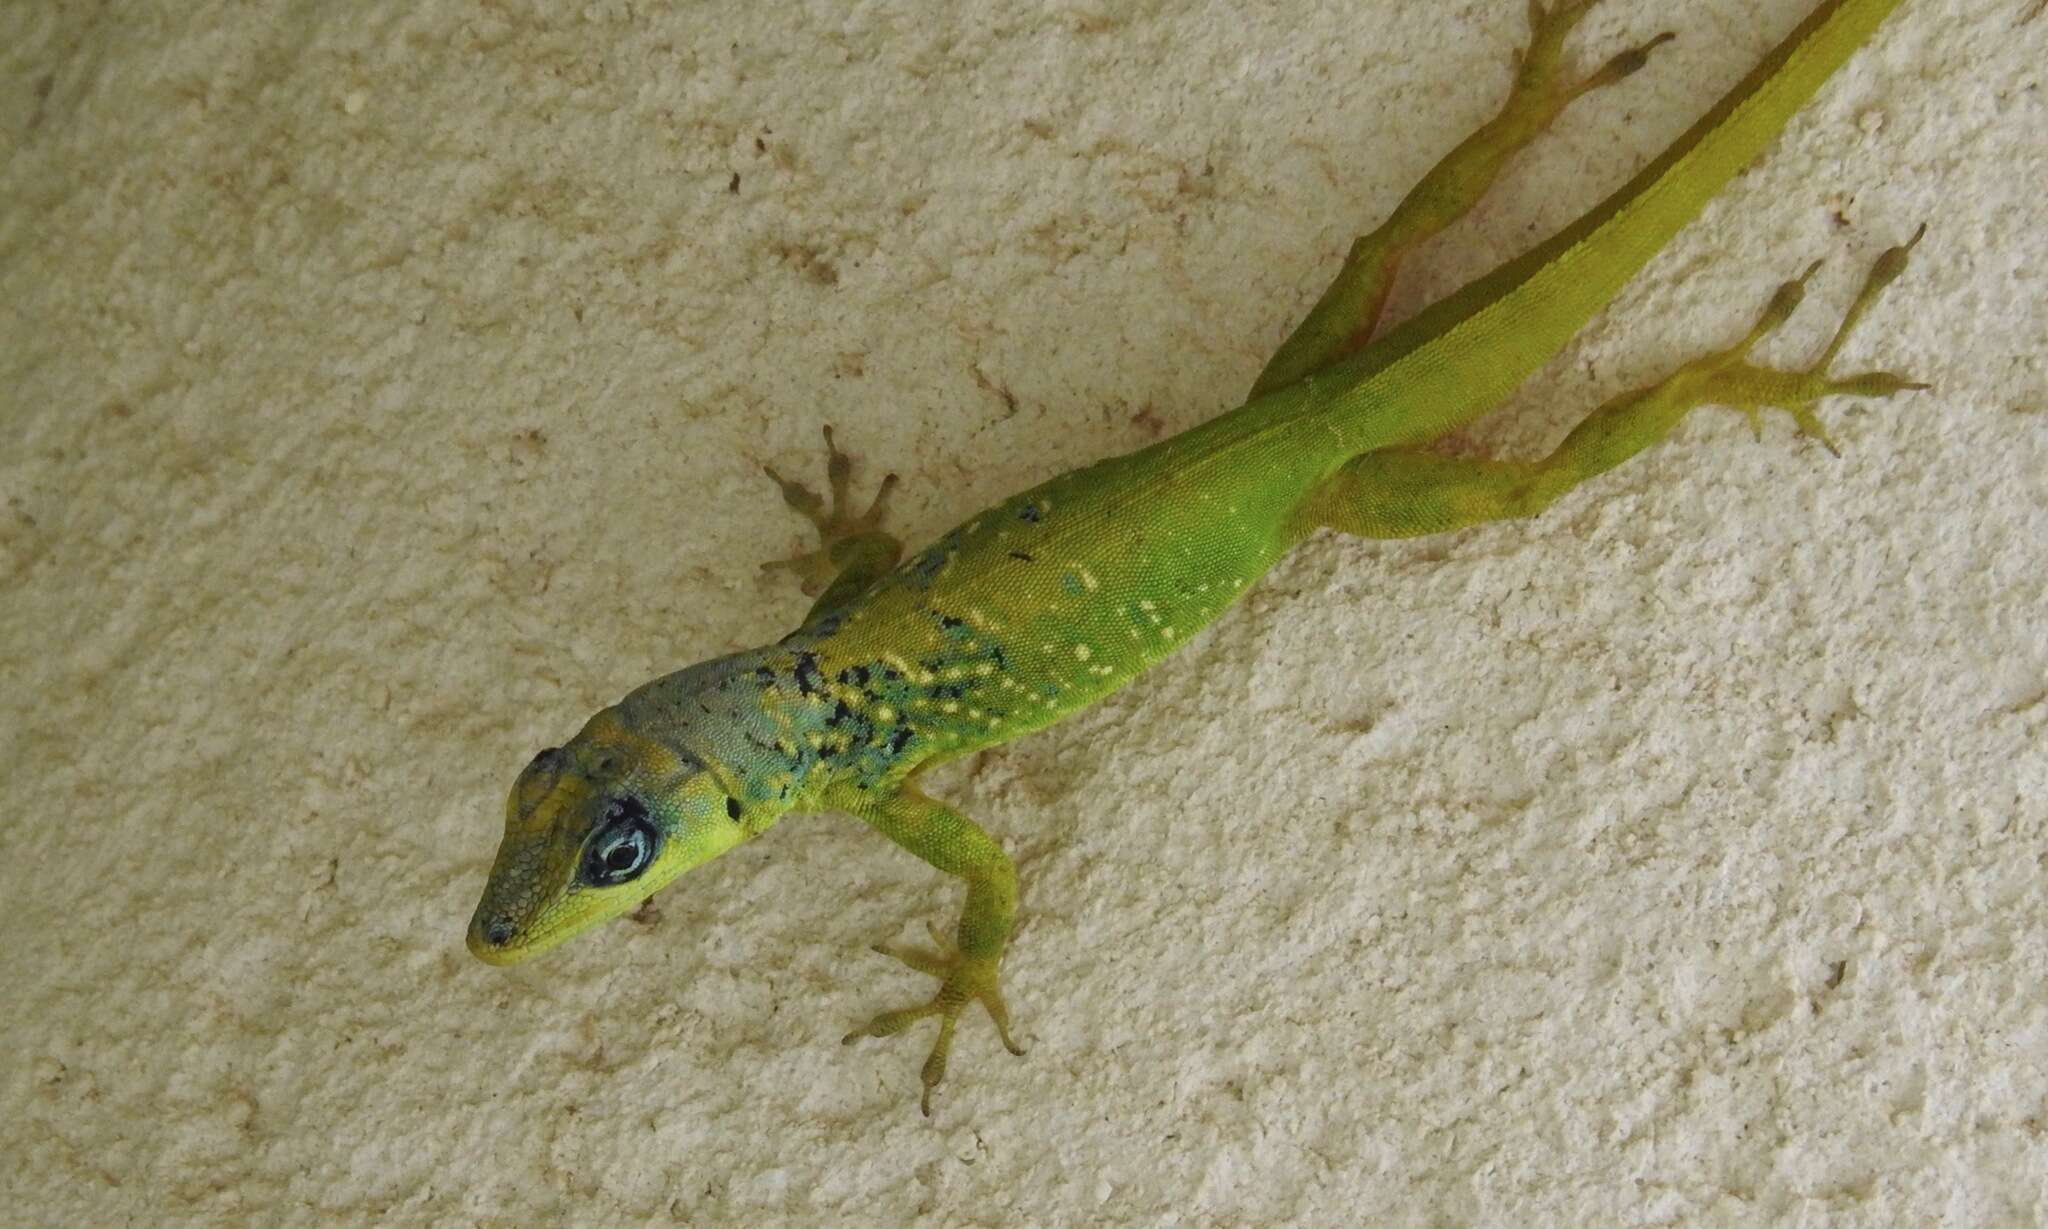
[
  {"x1": 1521, "y1": 0, "x2": 1677, "y2": 106},
  {"x1": 842, "y1": 920, "x2": 1026, "y2": 1116},
  {"x1": 1691, "y1": 226, "x2": 1930, "y2": 455},
  {"x1": 761, "y1": 425, "x2": 901, "y2": 596}
]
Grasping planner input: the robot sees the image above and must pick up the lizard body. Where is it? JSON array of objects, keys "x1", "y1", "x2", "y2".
[{"x1": 470, "y1": 0, "x2": 1923, "y2": 1114}]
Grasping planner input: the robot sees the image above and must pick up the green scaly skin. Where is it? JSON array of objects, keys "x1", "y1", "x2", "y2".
[{"x1": 469, "y1": 0, "x2": 1924, "y2": 1115}]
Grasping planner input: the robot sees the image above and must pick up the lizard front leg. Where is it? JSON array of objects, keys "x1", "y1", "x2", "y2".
[
  {"x1": 831, "y1": 782, "x2": 1025, "y2": 1116},
  {"x1": 1254, "y1": 0, "x2": 1674, "y2": 398},
  {"x1": 761, "y1": 424, "x2": 904, "y2": 626}
]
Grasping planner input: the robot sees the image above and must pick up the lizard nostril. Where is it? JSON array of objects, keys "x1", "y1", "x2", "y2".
[{"x1": 483, "y1": 919, "x2": 515, "y2": 947}]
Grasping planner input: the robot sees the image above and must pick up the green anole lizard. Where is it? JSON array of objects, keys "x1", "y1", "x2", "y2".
[{"x1": 470, "y1": 0, "x2": 1924, "y2": 1114}]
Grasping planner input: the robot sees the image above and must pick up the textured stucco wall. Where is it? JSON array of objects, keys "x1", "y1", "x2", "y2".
[{"x1": 3, "y1": 0, "x2": 2043, "y2": 1225}]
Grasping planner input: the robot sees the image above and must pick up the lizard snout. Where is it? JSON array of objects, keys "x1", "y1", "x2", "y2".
[{"x1": 466, "y1": 910, "x2": 525, "y2": 964}]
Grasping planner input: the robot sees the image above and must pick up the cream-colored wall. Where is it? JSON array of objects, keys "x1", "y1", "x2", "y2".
[{"x1": 3, "y1": 1, "x2": 2042, "y2": 1225}]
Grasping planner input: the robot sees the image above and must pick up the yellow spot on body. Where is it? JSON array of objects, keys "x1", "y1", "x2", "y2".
[
  {"x1": 941, "y1": 701, "x2": 960, "y2": 713},
  {"x1": 1080, "y1": 568, "x2": 1099, "y2": 591},
  {"x1": 876, "y1": 705, "x2": 896, "y2": 722},
  {"x1": 1139, "y1": 600, "x2": 1157, "y2": 611},
  {"x1": 974, "y1": 662, "x2": 995, "y2": 677},
  {"x1": 806, "y1": 732, "x2": 824, "y2": 747},
  {"x1": 1074, "y1": 644, "x2": 1091, "y2": 661},
  {"x1": 1162, "y1": 627, "x2": 1177, "y2": 640},
  {"x1": 944, "y1": 667, "x2": 965, "y2": 681}
]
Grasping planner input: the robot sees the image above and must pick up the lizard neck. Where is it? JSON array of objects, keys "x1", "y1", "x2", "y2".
[
  {"x1": 610, "y1": 646, "x2": 830, "y2": 817},
  {"x1": 612, "y1": 634, "x2": 941, "y2": 813}
]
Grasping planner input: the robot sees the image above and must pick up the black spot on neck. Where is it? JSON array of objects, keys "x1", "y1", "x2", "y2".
[{"x1": 792, "y1": 651, "x2": 824, "y2": 697}]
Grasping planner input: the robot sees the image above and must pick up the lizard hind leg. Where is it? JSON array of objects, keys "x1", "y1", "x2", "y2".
[
  {"x1": 1301, "y1": 229, "x2": 1930, "y2": 540},
  {"x1": 1251, "y1": 0, "x2": 1675, "y2": 399}
]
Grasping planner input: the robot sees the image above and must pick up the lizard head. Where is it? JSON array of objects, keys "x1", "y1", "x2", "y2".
[{"x1": 466, "y1": 709, "x2": 752, "y2": 965}]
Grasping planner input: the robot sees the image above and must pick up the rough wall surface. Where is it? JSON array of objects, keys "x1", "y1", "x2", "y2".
[{"x1": 2, "y1": 1, "x2": 2042, "y2": 1225}]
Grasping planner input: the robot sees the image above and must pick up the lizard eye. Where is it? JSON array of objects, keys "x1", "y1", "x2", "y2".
[{"x1": 580, "y1": 798, "x2": 662, "y2": 887}]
